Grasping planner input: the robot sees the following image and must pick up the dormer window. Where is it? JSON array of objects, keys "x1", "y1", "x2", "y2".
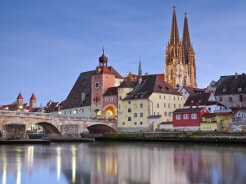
[
  {"x1": 222, "y1": 88, "x2": 226, "y2": 92},
  {"x1": 238, "y1": 88, "x2": 242, "y2": 92}
]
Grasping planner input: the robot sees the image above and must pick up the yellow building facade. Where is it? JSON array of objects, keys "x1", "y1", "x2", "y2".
[
  {"x1": 117, "y1": 75, "x2": 184, "y2": 132},
  {"x1": 200, "y1": 113, "x2": 232, "y2": 131}
]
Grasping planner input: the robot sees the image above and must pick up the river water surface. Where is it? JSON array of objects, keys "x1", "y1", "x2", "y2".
[{"x1": 0, "y1": 141, "x2": 246, "y2": 184}]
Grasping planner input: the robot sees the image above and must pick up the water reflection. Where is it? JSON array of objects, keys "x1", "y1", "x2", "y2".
[{"x1": 0, "y1": 142, "x2": 246, "y2": 184}]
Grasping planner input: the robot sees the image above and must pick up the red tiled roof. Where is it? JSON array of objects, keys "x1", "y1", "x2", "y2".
[
  {"x1": 103, "y1": 87, "x2": 118, "y2": 96},
  {"x1": 173, "y1": 107, "x2": 205, "y2": 113},
  {"x1": 30, "y1": 93, "x2": 36, "y2": 101},
  {"x1": 17, "y1": 92, "x2": 24, "y2": 100}
]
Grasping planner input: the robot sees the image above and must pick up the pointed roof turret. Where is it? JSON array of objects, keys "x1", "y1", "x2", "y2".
[
  {"x1": 30, "y1": 93, "x2": 36, "y2": 101},
  {"x1": 17, "y1": 92, "x2": 23, "y2": 100},
  {"x1": 138, "y1": 60, "x2": 142, "y2": 77},
  {"x1": 99, "y1": 47, "x2": 108, "y2": 67},
  {"x1": 169, "y1": 5, "x2": 180, "y2": 45}
]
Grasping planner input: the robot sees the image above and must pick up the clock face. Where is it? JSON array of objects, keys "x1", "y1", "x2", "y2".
[{"x1": 94, "y1": 82, "x2": 100, "y2": 89}]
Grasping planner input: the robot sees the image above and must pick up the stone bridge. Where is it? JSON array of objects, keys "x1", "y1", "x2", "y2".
[{"x1": 0, "y1": 111, "x2": 117, "y2": 139}]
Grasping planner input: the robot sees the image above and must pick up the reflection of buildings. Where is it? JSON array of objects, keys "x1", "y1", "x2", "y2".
[{"x1": 1, "y1": 144, "x2": 246, "y2": 184}]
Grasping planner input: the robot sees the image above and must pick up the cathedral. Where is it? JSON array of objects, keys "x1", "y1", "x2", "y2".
[{"x1": 165, "y1": 6, "x2": 197, "y2": 88}]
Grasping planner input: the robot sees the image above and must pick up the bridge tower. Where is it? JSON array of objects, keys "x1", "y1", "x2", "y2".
[
  {"x1": 16, "y1": 92, "x2": 24, "y2": 110},
  {"x1": 91, "y1": 49, "x2": 115, "y2": 118}
]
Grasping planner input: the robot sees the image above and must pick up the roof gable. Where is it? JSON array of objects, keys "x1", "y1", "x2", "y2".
[
  {"x1": 215, "y1": 74, "x2": 246, "y2": 95},
  {"x1": 61, "y1": 70, "x2": 95, "y2": 109}
]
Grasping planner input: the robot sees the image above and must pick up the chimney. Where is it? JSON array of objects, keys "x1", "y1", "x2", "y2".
[
  {"x1": 235, "y1": 73, "x2": 238, "y2": 79},
  {"x1": 190, "y1": 100, "x2": 194, "y2": 108},
  {"x1": 196, "y1": 101, "x2": 200, "y2": 108}
]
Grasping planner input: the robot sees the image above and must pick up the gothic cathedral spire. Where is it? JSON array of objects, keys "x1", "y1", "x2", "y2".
[
  {"x1": 165, "y1": 7, "x2": 197, "y2": 88},
  {"x1": 170, "y1": 6, "x2": 180, "y2": 45}
]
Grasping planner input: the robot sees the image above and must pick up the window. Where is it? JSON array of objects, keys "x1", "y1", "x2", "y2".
[
  {"x1": 238, "y1": 88, "x2": 242, "y2": 92},
  {"x1": 128, "y1": 117, "x2": 131, "y2": 121},
  {"x1": 174, "y1": 104, "x2": 176, "y2": 108},
  {"x1": 157, "y1": 103, "x2": 160, "y2": 108},
  {"x1": 240, "y1": 95, "x2": 243, "y2": 102},
  {"x1": 169, "y1": 112, "x2": 172, "y2": 116},
  {"x1": 128, "y1": 101, "x2": 131, "y2": 104},
  {"x1": 176, "y1": 114, "x2": 181, "y2": 120},
  {"x1": 140, "y1": 122, "x2": 143, "y2": 125},
  {"x1": 134, "y1": 122, "x2": 137, "y2": 125},
  {"x1": 229, "y1": 96, "x2": 233, "y2": 102},
  {"x1": 122, "y1": 122, "x2": 125, "y2": 125},
  {"x1": 128, "y1": 108, "x2": 131, "y2": 112},
  {"x1": 164, "y1": 112, "x2": 167, "y2": 116},
  {"x1": 159, "y1": 95, "x2": 161, "y2": 99},
  {"x1": 81, "y1": 92, "x2": 85, "y2": 103},
  {"x1": 173, "y1": 96, "x2": 175, "y2": 100},
  {"x1": 134, "y1": 113, "x2": 137, "y2": 117},
  {"x1": 191, "y1": 113, "x2": 197, "y2": 119},
  {"x1": 140, "y1": 113, "x2": 143, "y2": 117},
  {"x1": 183, "y1": 114, "x2": 189, "y2": 119},
  {"x1": 140, "y1": 103, "x2": 143, "y2": 108},
  {"x1": 168, "y1": 103, "x2": 170, "y2": 108},
  {"x1": 219, "y1": 97, "x2": 223, "y2": 102},
  {"x1": 164, "y1": 103, "x2": 166, "y2": 108},
  {"x1": 163, "y1": 95, "x2": 166, "y2": 99},
  {"x1": 119, "y1": 96, "x2": 122, "y2": 100}
]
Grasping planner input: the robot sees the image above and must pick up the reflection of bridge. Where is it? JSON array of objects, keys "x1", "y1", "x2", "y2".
[{"x1": 0, "y1": 111, "x2": 117, "y2": 138}]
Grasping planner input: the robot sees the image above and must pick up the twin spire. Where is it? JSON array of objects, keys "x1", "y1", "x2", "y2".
[{"x1": 169, "y1": 6, "x2": 192, "y2": 49}]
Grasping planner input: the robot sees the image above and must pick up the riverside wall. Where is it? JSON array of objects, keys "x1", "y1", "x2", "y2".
[{"x1": 95, "y1": 131, "x2": 246, "y2": 143}]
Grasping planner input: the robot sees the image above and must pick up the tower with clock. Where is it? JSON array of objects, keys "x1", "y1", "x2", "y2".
[{"x1": 91, "y1": 49, "x2": 116, "y2": 118}]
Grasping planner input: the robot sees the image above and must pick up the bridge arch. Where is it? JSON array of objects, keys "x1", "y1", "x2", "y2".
[
  {"x1": 87, "y1": 124, "x2": 116, "y2": 134},
  {"x1": 36, "y1": 122, "x2": 61, "y2": 137}
]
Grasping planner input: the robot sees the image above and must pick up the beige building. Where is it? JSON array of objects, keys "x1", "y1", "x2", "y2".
[
  {"x1": 117, "y1": 74, "x2": 184, "y2": 132},
  {"x1": 214, "y1": 73, "x2": 246, "y2": 108}
]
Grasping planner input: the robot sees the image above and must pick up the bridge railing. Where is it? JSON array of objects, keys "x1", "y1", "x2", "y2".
[{"x1": 0, "y1": 110, "x2": 117, "y2": 123}]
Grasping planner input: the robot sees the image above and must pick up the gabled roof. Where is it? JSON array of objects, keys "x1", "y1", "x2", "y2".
[
  {"x1": 46, "y1": 100, "x2": 60, "y2": 112},
  {"x1": 61, "y1": 70, "x2": 95, "y2": 109},
  {"x1": 103, "y1": 87, "x2": 118, "y2": 96},
  {"x1": 123, "y1": 75, "x2": 180, "y2": 100},
  {"x1": 118, "y1": 79, "x2": 136, "y2": 88},
  {"x1": 180, "y1": 86, "x2": 206, "y2": 95},
  {"x1": 184, "y1": 93, "x2": 211, "y2": 106},
  {"x1": 215, "y1": 74, "x2": 246, "y2": 95},
  {"x1": 173, "y1": 107, "x2": 205, "y2": 113},
  {"x1": 108, "y1": 66, "x2": 123, "y2": 79},
  {"x1": 93, "y1": 66, "x2": 123, "y2": 78},
  {"x1": 184, "y1": 92, "x2": 227, "y2": 108}
]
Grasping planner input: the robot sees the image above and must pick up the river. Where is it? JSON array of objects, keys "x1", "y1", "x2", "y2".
[{"x1": 0, "y1": 141, "x2": 246, "y2": 184}]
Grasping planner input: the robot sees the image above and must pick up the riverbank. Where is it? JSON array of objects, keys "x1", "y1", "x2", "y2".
[
  {"x1": 2, "y1": 132, "x2": 246, "y2": 144},
  {"x1": 95, "y1": 131, "x2": 246, "y2": 143},
  {"x1": 0, "y1": 137, "x2": 94, "y2": 144},
  {"x1": 0, "y1": 139, "x2": 51, "y2": 144}
]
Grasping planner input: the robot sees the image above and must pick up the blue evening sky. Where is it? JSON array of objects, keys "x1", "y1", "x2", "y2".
[{"x1": 0, "y1": 0, "x2": 246, "y2": 105}]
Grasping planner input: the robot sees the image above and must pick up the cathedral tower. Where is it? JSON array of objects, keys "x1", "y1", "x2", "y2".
[{"x1": 165, "y1": 6, "x2": 197, "y2": 88}]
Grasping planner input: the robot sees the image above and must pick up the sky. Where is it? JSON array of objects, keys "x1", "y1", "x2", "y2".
[{"x1": 1, "y1": 0, "x2": 246, "y2": 106}]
